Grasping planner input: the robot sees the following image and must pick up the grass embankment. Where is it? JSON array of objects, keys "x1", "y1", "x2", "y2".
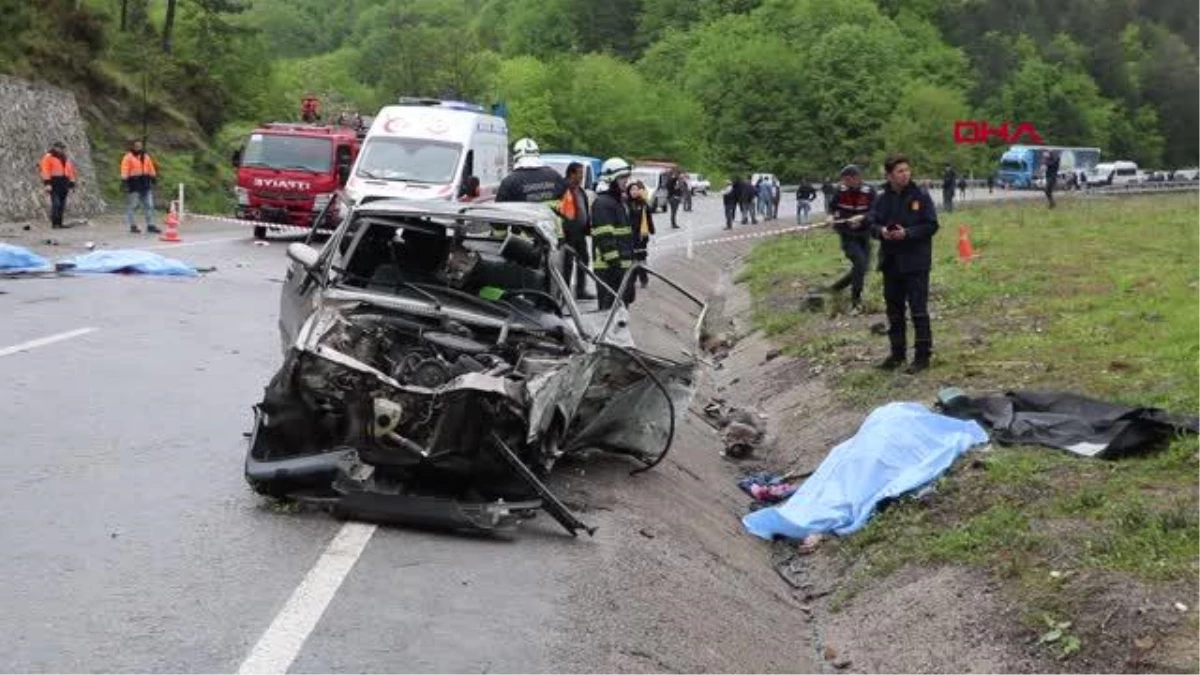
[{"x1": 739, "y1": 192, "x2": 1199, "y2": 665}]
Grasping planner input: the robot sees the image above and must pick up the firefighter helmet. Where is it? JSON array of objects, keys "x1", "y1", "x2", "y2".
[{"x1": 512, "y1": 137, "x2": 541, "y2": 169}]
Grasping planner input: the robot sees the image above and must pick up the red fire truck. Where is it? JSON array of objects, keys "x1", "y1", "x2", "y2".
[{"x1": 232, "y1": 100, "x2": 369, "y2": 239}]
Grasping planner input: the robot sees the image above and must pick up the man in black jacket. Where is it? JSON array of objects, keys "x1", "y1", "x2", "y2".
[
  {"x1": 1042, "y1": 150, "x2": 1061, "y2": 209},
  {"x1": 871, "y1": 153, "x2": 940, "y2": 374},
  {"x1": 941, "y1": 163, "x2": 956, "y2": 212},
  {"x1": 827, "y1": 164, "x2": 875, "y2": 313}
]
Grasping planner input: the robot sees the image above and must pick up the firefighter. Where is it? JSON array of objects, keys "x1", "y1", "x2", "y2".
[
  {"x1": 121, "y1": 139, "x2": 161, "y2": 234},
  {"x1": 40, "y1": 142, "x2": 77, "y2": 229},
  {"x1": 827, "y1": 164, "x2": 875, "y2": 314},
  {"x1": 495, "y1": 137, "x2": 568, "y2": 238},
  {"x1": 592, "y1": 157, "x2": 636, "y2": 310},
  {"x1": 870, "y1": 153, "x2": 940, "y2": 374}
]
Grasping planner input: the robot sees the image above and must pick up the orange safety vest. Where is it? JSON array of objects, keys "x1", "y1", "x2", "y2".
[
  {"x1": 120, "y1": 152, "x2": 158, "y2": 179},
  {"x1": 40, "y1": 153, "x2": 77, "y2": 182},
  {"x1": 560, "y1": 188, "x2": 577, "y2": 220}
]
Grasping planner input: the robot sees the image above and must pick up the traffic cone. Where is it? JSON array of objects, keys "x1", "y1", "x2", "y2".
[
  {"x1": 957, "y1": 224, "x2": 975, "y2": 262},
  {"x1": 160, "y1": 200, "x2": 182, "y2": 243}
]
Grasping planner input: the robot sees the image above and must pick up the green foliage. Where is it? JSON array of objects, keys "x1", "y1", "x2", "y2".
[{"x1": 6, "y1": 0, "x2": 1199, "y2": 217}]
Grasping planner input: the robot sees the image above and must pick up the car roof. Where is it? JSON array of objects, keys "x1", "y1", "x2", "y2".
[{"x1": 352, "y1": 198, "x2": 560, "y2": 246}]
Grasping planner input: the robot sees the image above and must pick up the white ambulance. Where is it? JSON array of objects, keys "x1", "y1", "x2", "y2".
[{"x1": 342, "y1": 97, "x2": 509, "y2": 208}]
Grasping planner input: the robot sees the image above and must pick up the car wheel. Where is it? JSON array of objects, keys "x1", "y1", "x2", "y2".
[{"x1": 253, "y1": 225, "x2": 268, "y2": 240}]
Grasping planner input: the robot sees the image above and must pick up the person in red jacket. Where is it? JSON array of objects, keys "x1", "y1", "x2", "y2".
[{"x1": 39, "y1": 141, "x2": 77, "y2": 229}]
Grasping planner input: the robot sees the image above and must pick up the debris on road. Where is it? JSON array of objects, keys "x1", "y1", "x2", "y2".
[
  {"x1": 245, "y1": 200, "x2": 705, "y2": 538},
  {"x1": 702, "y1": 398, "x2": 768, "y2": 458}
]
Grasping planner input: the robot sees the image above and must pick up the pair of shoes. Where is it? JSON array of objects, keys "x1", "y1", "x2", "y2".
[
  {"x1": 849, "y1": 303, "x2": 865, "y2": 316},
  {"x1": 129, "y1": 225, "x2": 142, "y2": 234},
  {"x1": 877, "y1": 355, "x2": 905, "y2": 371},
  {"x1": 905, "y1": 356, "x2": 931, "y2": 375}
]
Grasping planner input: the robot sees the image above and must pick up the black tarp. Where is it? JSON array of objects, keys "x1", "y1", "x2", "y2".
[{"x1": 937, "y1": 390, "x2": 1199, "y2": 459}]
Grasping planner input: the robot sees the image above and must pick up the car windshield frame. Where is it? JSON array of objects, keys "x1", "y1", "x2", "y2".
[
  {"x1": 323, "y1": 209, "x2": 584, "y2": 334},
  {"x1": 241, "y1": 133, "x2": 333, "y2": 173},
  {"x1": 355, "y1": 137, "x2": 463, "y2": 184}
]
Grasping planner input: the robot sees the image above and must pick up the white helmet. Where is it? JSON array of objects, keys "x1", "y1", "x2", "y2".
[
  {"x1": 600, "y1": 157, "x2": 632, "y2": 181},
  {"x1": 512, "y1": 137, "x2": 542, "y2": 169}
]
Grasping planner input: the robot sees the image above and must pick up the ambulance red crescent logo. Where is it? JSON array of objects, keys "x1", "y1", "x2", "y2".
[
  {"x1": 383, "y1": 117, "x2": 408, "y2": 133},
  {"x1": 427, "y1": 120, "x2": 449, "y2": 135}
]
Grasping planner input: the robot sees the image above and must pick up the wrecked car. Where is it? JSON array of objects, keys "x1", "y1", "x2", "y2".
[{"x1": 244, "y1": 197, "x2": 707, "y2": 536}]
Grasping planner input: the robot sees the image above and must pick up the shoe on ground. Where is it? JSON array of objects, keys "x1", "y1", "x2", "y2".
[
  {"x1": 576, "y1": 291, "x2": 596, "y2": 301},
  {"x1": 878, "y1": 355, "x2": 905, "y2": 371},
  {"x1": 129, "y1": 226, "x2": 142, "y2": 234},
  {"x1": 905, "y1": 357, "x2": 931, "y2": 375},
  {"x1": 148, "y1": 225, "x2": 162, "y2": 234}
]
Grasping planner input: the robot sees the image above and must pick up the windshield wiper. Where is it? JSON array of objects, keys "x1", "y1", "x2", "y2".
[
  {"x1": 359, "y1": 169, "x2": 381, "y2": 179},
  {"x1": 277, "y1": 165, "x2": 322, "y2": 173}
]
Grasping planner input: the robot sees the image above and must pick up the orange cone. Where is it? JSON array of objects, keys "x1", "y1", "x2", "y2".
[
  {"x1": 160, "y1": 200, "x2": 182, "y2": 242},
  {"x1": 957, "y1": 224, "x2": 975, "y2": 262}
]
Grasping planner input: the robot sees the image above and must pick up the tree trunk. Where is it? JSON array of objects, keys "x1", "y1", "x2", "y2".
[
  {"x1": 162, "y1": 0, "x2": 178, "y2": 52},
  {"x1": 120, "y1": 0, "x2": 128, "y2": 31}
]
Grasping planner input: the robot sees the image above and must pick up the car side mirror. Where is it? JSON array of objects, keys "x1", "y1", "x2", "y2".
[
  {"x1": 232, "y1": 148, "x2": 242, "y2": 167},
  {"x1": 287, "y1": 243, "x2": 321, "y2": 271},
  {"x1": 337, "y1": 162, "x2": 351, "y2": 185}
]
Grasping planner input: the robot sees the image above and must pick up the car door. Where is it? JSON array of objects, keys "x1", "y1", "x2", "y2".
[
  {"x1": 278, "y1": 200, "x2": 342, "y2": 353},
  {"x1": 564, "y1": 263, "x2": 707, "y2": 465}
]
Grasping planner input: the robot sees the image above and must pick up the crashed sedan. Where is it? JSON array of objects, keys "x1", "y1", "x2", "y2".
[{"x1": 244, "y1": 198, "x2": 706, "y2": 536}]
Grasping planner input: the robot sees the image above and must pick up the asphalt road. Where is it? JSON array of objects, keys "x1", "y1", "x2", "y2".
[{"x1": 0, "y1": 186, "x2": 1033, "y2": 672}]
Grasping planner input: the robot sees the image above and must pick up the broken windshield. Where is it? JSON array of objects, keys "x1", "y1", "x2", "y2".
[{"x1": 329, "y1": 215, "x2": 564, "y2": 328}]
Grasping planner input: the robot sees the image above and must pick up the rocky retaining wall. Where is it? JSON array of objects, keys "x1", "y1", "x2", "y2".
[{"x1": 0, "y1": 75, "x2": 106, "y2": 222}]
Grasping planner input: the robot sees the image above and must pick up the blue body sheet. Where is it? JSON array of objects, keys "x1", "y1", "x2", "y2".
[
  {"x1": 57, "y1": 250, "x2": 198, "y2": 277},
  {"x1": 743, "y1": 402, "x2": 989, "y2": 540},
  {"x1": 0, "y1": 243, "x2": 52, "y2": 272}
]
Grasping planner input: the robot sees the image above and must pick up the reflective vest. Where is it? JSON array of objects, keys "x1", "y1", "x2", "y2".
[
  {"x1": 120, "y1": 152, "x2": 158, "y2": 179},
  {"x1": 40, "y1": 153, "x2": 77, "y2": 184}
]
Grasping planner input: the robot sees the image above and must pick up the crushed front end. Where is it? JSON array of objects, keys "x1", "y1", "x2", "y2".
[{"x1": 246, "y1": 301, "x2": 593, "y2": 535}]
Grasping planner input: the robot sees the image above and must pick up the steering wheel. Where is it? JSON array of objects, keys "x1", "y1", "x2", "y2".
[{"x1": 506, "y1": 289, "x2": 563, "y2": 317}]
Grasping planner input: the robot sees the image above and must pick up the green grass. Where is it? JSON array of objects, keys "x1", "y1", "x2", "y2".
[{"x1": 742, "y1": 193, "x2": 1200, "y2": 659}]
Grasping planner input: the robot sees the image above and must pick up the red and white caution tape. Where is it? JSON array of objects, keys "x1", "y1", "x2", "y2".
[{"x1": 185, "y1": 213, "x2": 338, "y2": 235}]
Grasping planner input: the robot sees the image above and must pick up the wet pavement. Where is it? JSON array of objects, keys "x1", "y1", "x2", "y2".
[{"x1": 0, "y1": 188, "x2": 1029, "y2": 672}]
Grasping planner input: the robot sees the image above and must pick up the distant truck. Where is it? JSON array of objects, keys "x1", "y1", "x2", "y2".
[
  {"x1": 997, "y1": 145, "x2": 1101, "y2": 189},
  {"x1": 232, "y1": 113, "x2": 366, "y2": 239}
]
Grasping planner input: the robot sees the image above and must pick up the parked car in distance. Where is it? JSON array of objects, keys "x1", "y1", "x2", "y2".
[{"x1": 684, "y1": 173, "x2": 710, "y2": 195}]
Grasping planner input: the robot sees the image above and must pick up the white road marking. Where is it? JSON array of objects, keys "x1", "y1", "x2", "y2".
[
  {"x1": 0, "y1": 327, "x2": 97, "y2": 358},
  {"x1": 237, "y1": 522, "x2": 377, "y2": 674}
]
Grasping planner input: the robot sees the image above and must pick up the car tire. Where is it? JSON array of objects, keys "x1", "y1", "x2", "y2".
[{"x1": 253, "y1": 225, "x2": 268, "y2": 240}]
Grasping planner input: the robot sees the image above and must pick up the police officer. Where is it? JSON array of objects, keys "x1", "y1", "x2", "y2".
[
  {"x1": 591, "y1": 158, "x2": 636, "y2": 310},
  {"x1": 495, "y1": 137, "x2": 567, "y2": 237},
  {"x1": 827, "y1": 164, "x2": 875, "y2": 313},
  {"x1": 870, "y1": 153, "x2": 940, "y2": 374}
]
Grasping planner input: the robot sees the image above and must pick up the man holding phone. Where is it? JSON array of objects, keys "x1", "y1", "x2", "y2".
[{"x1": 870, "y1": 153, "x2": 940, "y2": 374}]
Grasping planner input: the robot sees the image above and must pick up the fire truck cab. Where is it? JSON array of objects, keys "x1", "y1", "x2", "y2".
[{"x1": 233, "y1": 120, "x2": 364, "y2": 239}]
